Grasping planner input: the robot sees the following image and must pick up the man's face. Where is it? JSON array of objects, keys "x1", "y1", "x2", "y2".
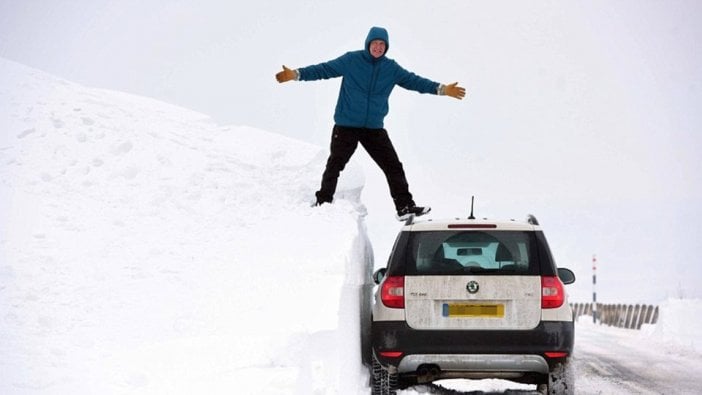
[{"x1": 369, "y1": 39, "x2": 386, "y2": 58}]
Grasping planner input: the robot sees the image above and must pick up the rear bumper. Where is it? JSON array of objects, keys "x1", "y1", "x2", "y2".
[
  {"x1": 371, "y1": 320, "x2": 574, "y2": 373},
  {"x1": 399, "y1": 353, "x2": 549, "y2": 375}
]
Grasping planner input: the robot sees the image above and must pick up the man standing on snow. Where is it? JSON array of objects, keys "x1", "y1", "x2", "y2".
[{"x1": 276, "y1": 26, "x2": 465, "y2": 220}]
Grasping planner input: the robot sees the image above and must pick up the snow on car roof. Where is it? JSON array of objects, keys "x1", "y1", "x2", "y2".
[{"x1": 403, "y1": 217, "x2": 541, "y2": 232}]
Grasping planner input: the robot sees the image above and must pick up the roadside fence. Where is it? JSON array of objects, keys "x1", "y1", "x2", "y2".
[{"x1": 570, "y1": 303, "x2": 659, "y2": 330}]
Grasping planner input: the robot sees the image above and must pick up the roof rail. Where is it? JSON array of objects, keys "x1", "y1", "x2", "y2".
[{"x1": 526, "y1": 214, "x2": 539, "y2": 226}]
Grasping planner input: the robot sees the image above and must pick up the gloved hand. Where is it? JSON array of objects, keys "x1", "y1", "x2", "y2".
[
  {"x1": 442, "y1": 82, "x2": 466, "y2": 100},
  {"x1": 276, "y1": 65, "x2": 298, "y2": 83}
]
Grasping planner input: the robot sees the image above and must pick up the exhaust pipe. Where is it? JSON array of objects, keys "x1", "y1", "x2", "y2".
[
  {"x1": 429, "y1": 366, "x2": 440, "y2": 378},
  {"x1": 416, "y1": 364, "x2": 441, "y2": 383}
]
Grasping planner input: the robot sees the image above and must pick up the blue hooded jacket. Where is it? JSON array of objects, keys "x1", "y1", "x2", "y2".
[{"x1": 298, "y1": 27, "x2": 440, "y2": 129}]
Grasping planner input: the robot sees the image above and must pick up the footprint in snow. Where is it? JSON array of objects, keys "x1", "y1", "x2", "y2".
[
  {"x1": 16, "y1": 128, "x2": 37, "y2": 139},
  {"x1": 121, "y1": 167, "x2": 140, "y2": 180},
  {"x1": 111, "y1": 141, "x2": 133, "y2": 155}
]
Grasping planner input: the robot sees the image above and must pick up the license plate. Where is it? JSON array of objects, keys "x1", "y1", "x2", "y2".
[{"x1": 442, "y1": 303, "x2": 505, "y2": 318}]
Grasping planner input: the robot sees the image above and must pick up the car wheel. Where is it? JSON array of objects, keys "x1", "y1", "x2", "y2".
[
  {"x1": 538, "y1": 358, "x2": 574, "y2": 395},
  {"x1": 371, "y1": 353, "x2": 398, "y2": 395}
]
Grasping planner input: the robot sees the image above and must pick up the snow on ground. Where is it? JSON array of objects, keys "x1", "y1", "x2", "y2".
[
  {"x1": 645, "y1": 298, "x2": 702, "y2": 355},
  {"x1": 1, "y1": 58, "x2": 701, "y2": 394},
  {"x1": 573, "y1": 307, "x2": 702, "y2": 395},
  {"x1": 0, "y1": 57, "x2": 372, "y2": 394}
]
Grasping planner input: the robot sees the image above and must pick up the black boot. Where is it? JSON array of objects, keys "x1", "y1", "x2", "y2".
[
  {"x1": 396, "y1": 204, "x2": 431, "y2": 221},
  {"x1": 313, "y1": 192, "x2": 333, "y2": 207}
]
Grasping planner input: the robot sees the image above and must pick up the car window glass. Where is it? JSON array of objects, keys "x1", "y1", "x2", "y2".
[{"x1": 409, "y1": 231, "x2": 538, "y2": 275}]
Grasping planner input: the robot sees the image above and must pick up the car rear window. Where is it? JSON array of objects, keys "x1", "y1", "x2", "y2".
[{"x1": 405, "y1": 230, "x2": 540, "y2": 275}]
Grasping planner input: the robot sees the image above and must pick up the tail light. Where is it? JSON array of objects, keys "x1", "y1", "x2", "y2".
[
  {"x1": 541, "y1": 276, "x2": 565, "y2": 308},
  {"x1": 381, "y1": 276, "x2": 405, "y2": 308}
]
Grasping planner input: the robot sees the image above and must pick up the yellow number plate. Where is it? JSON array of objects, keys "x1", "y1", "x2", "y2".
[{"x1": 442, "y1": 303, "x2": 505, "y2": 318}]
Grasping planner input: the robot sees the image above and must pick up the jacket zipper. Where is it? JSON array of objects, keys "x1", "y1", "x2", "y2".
[{"x1": 364, "y1": 61, "x2": 380, "y2": 128}]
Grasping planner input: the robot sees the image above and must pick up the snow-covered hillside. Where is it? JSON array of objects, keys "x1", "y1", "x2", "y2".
[
  {"x1": 2, "y1": 58, "x2": 702, "y2": 395},
  {"x1": 0, "y1": 58, "x2": 373, "y2": 394}
]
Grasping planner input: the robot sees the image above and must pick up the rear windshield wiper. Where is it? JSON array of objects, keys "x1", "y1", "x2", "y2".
[{"x1": 464, "y1": 266, "x2": 517, "y2": 274}]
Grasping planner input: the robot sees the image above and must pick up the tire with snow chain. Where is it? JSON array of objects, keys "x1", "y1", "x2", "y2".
[
  {"x1": 538, "y1": 358, "x2": 574, "y2": 395},
  {"x1": 371, "y1": 354, "x2": 398, "y2": 395}
]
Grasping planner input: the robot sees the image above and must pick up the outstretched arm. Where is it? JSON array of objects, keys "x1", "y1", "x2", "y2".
[
  {"x1": 275, "y1": 65, "x2": 299, "y2": 83},
  {"x1": 438, "y1": 82, "x2": 466, "y2": 100},
  {"x1": 276, "y1": 54, "x2": 346, "y2": 83},
  {"x1": 394, "y1": 63, "x2": 466, "y2": 100}
]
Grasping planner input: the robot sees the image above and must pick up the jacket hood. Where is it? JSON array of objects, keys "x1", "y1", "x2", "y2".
[{"x1": 365, "y1": 26, "x2": 389, "y2": 58}]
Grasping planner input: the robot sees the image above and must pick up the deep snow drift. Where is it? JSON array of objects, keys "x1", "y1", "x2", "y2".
[
  {"x1": 2, "y1": 58, "x2": 702, "y2": 395},
  {"x1": 0, "y1": 58, "x2": 373, "y2": 394}
]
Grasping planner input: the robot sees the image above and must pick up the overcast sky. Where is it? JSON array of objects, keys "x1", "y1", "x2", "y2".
[{"x1": 1, "y1": 0, "x2": 700, "y2": 303}]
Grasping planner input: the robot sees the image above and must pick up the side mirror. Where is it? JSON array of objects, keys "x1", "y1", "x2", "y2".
[
  {"x1": 558, "y1": 268, "x2": 576, "y2": 285},
  {"x1": 372, "y1": 268, "x2": 387, "y2": 285}
]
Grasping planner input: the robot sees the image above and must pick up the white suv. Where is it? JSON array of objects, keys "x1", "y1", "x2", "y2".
[{"x1": 369, "y1": 215, "x2": 575, "y2": 394}]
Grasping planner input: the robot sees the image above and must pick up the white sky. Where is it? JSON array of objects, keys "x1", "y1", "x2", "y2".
[{"x1": 1, "y1": 0, "x2": 700, "y2": 303}]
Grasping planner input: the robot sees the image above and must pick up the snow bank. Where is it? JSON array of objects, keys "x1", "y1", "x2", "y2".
[
  {"x1": 0, "y1": 58, "x2": 372, "y2": 394},
  {"x1": 641, "y1": 298, "x2": 702, "y2": 355}
]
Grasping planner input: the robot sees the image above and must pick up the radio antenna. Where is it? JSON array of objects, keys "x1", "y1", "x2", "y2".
[{"x1": 468, "y1": 196, "x2": 475, "y2": 220}]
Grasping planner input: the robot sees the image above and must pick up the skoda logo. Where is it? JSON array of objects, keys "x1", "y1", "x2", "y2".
[{"x1": 466, "y1": 281, "x2": 479, "y2": 294}]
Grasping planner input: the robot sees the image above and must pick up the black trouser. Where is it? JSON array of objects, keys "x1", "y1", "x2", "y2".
[{"x1": 315, "y1": 125, "x2": 414, "y2": 210}]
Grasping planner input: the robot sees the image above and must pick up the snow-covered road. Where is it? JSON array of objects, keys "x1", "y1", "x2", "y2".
[{"x1": 573, "y1": 320, "x2": 702, "y2": 395}]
